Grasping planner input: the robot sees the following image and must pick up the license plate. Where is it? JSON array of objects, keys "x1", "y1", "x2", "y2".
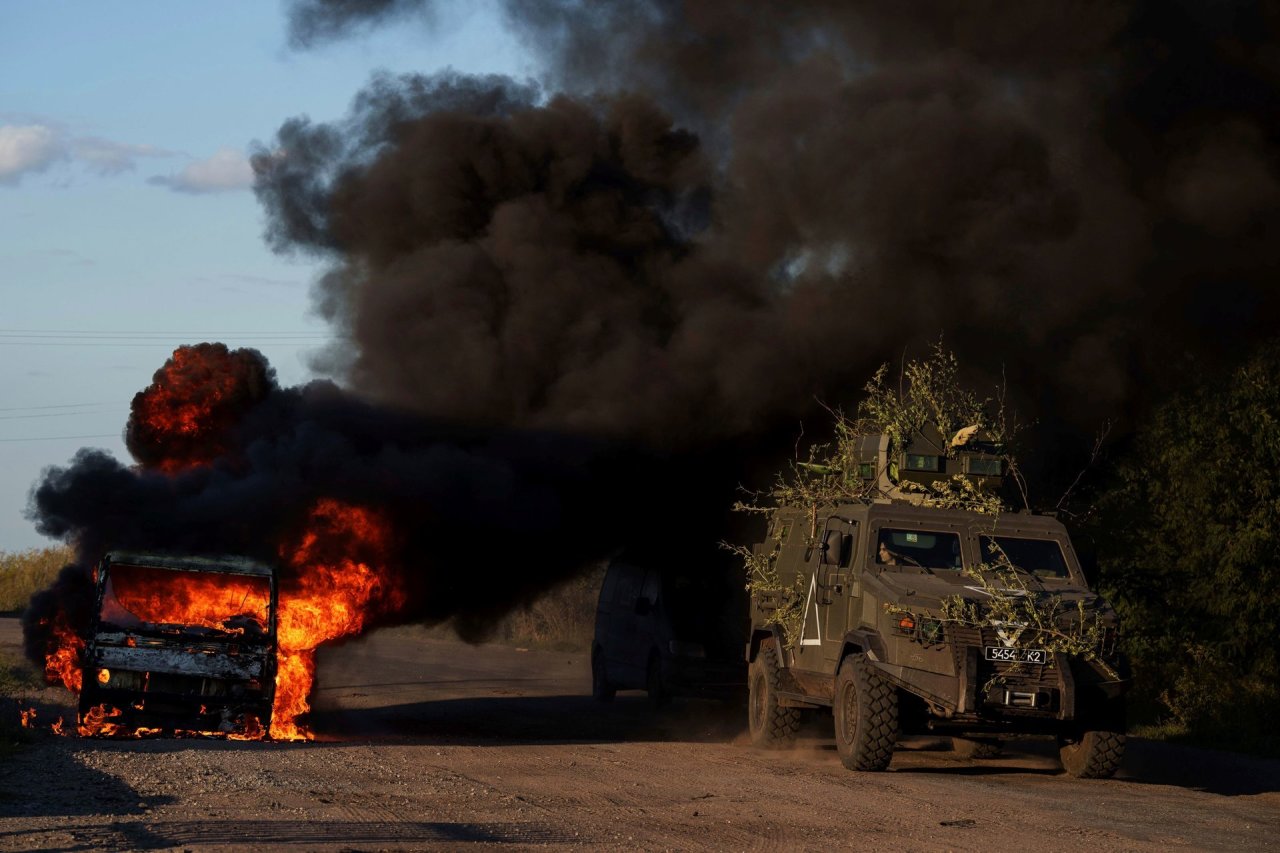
[{"x1": 984, "y1": 646, "x2": 1048, "y2": 665}]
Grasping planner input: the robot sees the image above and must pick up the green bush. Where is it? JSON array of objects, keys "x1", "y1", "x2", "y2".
[
  {"x1": 1094, "y1": 341, "x2": 1280, "y2": 755},
  {"x1": 0, "y1": 546, "x2": 72, "y2": 613}
]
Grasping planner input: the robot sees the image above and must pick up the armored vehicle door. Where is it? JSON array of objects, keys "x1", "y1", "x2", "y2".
[
  {"x1": 788, "y1": 515, "x2": 859, "y2": 671},
  {"x1": 817, "y1": 518, "x2": 859, "y2": 664}
]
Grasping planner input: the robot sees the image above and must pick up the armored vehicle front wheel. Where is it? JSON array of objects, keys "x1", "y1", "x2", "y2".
[
  {"x1": 591, "y1": 648, "x2": 616, "y2": 703},
  {"x1": 748, "y1": 637, "x2": 801, "y2": 747},
  {"x1": 833, "y1": 654, "x2": 898, "y2": 771},
  {"x1": 1059, "y1": 729, "x2": 1125, "y2": 778}
]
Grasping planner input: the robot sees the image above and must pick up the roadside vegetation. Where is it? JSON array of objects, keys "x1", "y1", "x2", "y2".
[
  {"x1": 0, "y1": 546, "x2": 72, "y2": 614},
  {"x1": 492, "y1": 564, "x2": 604, "y2": 652},
  {"x1": 0, "y1": 547, "x2": 73, "y2": 755},
  {"x1": 1091, "y1": 341, "x2": 1280, "y2": 757}
]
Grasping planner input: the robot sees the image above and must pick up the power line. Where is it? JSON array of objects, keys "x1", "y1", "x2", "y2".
[
  {"x1": 0, "y1": 341, "x2": 330, "y2": 348},
  {"x1": 0, "y1": 433, "x2": 119, "y2": 443},
  {"x1": 0, "y1": 404, "x2": 120, "y2": 417},
  {"x1": 0, "y1": 328, "x2": 333, "y2": 336},
  {"x1": 0, "y1": 401, "x2": 117, "y2": 413}
]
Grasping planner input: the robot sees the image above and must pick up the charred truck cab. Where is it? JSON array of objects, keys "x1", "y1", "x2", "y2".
[
  {"x1": 746, "y1": 429, "x2": 1131, "y2": 778},
  {"x1": 78, "y1": 552, "x2": 278, "y2": 738}
]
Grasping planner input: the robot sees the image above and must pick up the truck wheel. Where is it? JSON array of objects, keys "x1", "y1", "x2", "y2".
[
  {"x1": 748, "y1": 637, "x2": 800, "y2": 747},
  {"x1": 1059, "y1": 729, "x2": 1125, "y2": 778},
  {"x1": 833, "y1": 654, "x2": 898, "y2": 771},
  {"x1": 952, "y1": 737, "x2": 1003, "y2": 759},
  {"x1": 591, "y1": 648, "x2": 615, "y2": 703}
]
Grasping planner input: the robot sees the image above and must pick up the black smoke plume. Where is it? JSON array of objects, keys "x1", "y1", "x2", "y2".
[
  {"x1": 273, "y1": 0, "x2": 1280, "y2": 453},
  {"x1": 24, "y1": 345, "x2": 744, "y2": 666}
]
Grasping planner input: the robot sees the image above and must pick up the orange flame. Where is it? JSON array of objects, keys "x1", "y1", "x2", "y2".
[
  {"x1": 78, "y1": 704, "x2": 125, "y2": 737},
  {"x1": 228, "y1": 714, "x2": 266, "y2": 742},
  {"x1": 50, "y1": 717, "x2": 65, "y2": 736},
  {"x1": 269, "y1": 499, "x2": 405, "y2": 740},
  {"x1": 43, "y1": 615, "x2": 84, "y2": 693},
  {"x1": 19, "y1": 708, "x2": 35, "y2": 728},
  {"x1": 106, "y1": 563, "x2": 270, "y2": 634},
  {"x1": 127, "y1": 343, "x2": 271, "y2": 472}
]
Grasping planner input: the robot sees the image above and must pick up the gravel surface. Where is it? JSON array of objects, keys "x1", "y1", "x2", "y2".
[{"x1": 1, "y1": 620, "x2": 1277, "y2": 851}]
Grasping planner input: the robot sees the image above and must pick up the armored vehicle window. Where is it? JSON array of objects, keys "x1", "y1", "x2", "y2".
[
  {"x1": 101, "y1": 563, "x2": 271, "y2": 636},
  {"x1": 876, "y1": 529, "x2": 962, "y2": 570},
  {"x1": 965, "y1": 457, "x2": 1003, "y2": 476},
  {"x1": 904, "y1": 454, "x2": 941, "y2": 472},
  {"x1": 980, "y1": 536, "x2": 1069, "y2": 578}
]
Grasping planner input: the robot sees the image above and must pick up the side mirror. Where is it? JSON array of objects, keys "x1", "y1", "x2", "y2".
[{"x1": 821, "y1": 529, "x2": 843, "y2": 565}]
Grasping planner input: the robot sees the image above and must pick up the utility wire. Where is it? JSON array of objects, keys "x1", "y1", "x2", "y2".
[
  {"x1": 0, "y1": 410, "x2": 120, "y2": 421},
  {"x1": 0, "y1": 433, "x2": 119, "y2": 443},
  {"x1": 0, "y1": 402, "x2": 117, "y2": 413},
  {"x1": 0, "y1": 328, "x2": 332, "y2": 336}
]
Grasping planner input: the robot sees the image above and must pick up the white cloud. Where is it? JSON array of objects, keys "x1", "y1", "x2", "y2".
[
  {"x1": 0, "y1": 124, "x2": 65, "y2": 184},
  {"x1": 72, "y1": 137, "x2": 174, "y2": 175},
  {"x1": 149, "y1": 147, "x2": 254, "y2": 193}
]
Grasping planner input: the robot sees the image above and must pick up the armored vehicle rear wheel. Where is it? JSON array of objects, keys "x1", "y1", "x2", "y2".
[
  {"x1": 833, "y1": 654, "x2": 898, "y2": 771},
  {"x1": 748, "y1": 637, "x2": 800, "y2": 747},
  {"x1": 1059, "y1": 729, "x2": 1125, "y2": 778},
  {"x1": 952, "y1": 737, "x2": 1003, "y2": 759},
  {"x1": 591, "y1": 648, "x2": 615, "y2": 703}
]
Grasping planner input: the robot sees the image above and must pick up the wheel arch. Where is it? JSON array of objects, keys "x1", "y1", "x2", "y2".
[
  {"x1": 747, "y1": 626, "x2": 785, "y2": 664},
  {"x1": 838, "y1": 628, "x2": 886, "y2": 666}
]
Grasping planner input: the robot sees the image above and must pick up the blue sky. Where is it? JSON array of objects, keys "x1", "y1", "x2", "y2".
[{"x1": 0, "y1": 1, "x2": 532, "y2": 550}]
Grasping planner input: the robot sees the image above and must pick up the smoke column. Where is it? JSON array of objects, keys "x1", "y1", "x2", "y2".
[{"x1": 271, "y1": 0, "x2": 1280, "y2": 452}]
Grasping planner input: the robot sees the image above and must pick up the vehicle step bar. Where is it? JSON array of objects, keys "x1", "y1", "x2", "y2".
[{"x1": 777, "y1": 689, "x2": 830, "y2": 709}]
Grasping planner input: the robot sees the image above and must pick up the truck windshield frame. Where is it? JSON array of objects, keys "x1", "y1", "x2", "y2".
[{"x1": 99, "y1": 561, "x2": 274, "y2": 638}]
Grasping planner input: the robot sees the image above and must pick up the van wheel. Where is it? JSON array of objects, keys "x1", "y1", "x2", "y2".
[
  {"x1": 833, "y1": 654, "x2": 898, "y2": 771},
  {"x1": 591, "y1": 648, "x2": 615, "y2": 703},
  {"x1": 952, "y1": 737, "x2": 1003, "y2": 759},
  {"x1": 646, "y1": 654, "x2": 669, "y2": 708},
  {"x1": 748, "y1": 637, "x2": 800, "y2": 747},
  {"x1": 1059, "y1": 729, "x2": 1125, "y2": 778}
]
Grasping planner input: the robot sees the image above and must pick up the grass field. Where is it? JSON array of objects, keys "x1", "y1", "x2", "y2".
[
  {"x1": 495, "y1": 564, "x2": 604, "y2": 651},
  {"x1": 0, "y1": 546, "x2": 71, "y2": 614}
]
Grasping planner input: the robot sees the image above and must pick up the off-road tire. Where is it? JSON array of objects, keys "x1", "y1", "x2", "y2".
[
  {"x1": 646, "y1": 653, "x2": 669, "y2": 708},
  {"x1": 1059, "y1": 729, "x2": 1125, "y2": 778},
  {"x1": 748, "y1": 638, "x2": 801, "y2": 747},
  {"x1": 591, "y1": 648, "x2": 615, "y2": 703},
  {"x1": 952, "y1": 737, "x2": 1003, "y2": 759},
  {"x1": 833, "y1": 654, "x2": 898, "y2": 771}
]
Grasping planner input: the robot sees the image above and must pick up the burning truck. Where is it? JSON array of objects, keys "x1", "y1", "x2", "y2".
[{"x1": 77, "y1": 552, "x2": 277, "y2": 738}]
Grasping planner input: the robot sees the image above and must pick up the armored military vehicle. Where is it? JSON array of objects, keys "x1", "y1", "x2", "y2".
[{"x1": 745, "y1": 426, "x2": 1130, "y2": 778}]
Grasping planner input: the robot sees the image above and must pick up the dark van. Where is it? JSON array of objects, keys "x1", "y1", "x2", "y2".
[{"x1": 591, "y1": 555, "x2": 745, "y2": 704}]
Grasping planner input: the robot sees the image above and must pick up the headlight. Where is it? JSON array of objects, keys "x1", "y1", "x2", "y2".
[
  {"x1": 892, "y1": 613, "x2": 944, "y2": 643},
  {"x1": 98, "y1": 668, "x2": 145, "y2": 690}
]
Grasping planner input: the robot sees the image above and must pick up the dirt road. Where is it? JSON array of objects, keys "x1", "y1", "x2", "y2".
[{"x1": 1, "y1": 618, "x2": 1277, "y2": 851}]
